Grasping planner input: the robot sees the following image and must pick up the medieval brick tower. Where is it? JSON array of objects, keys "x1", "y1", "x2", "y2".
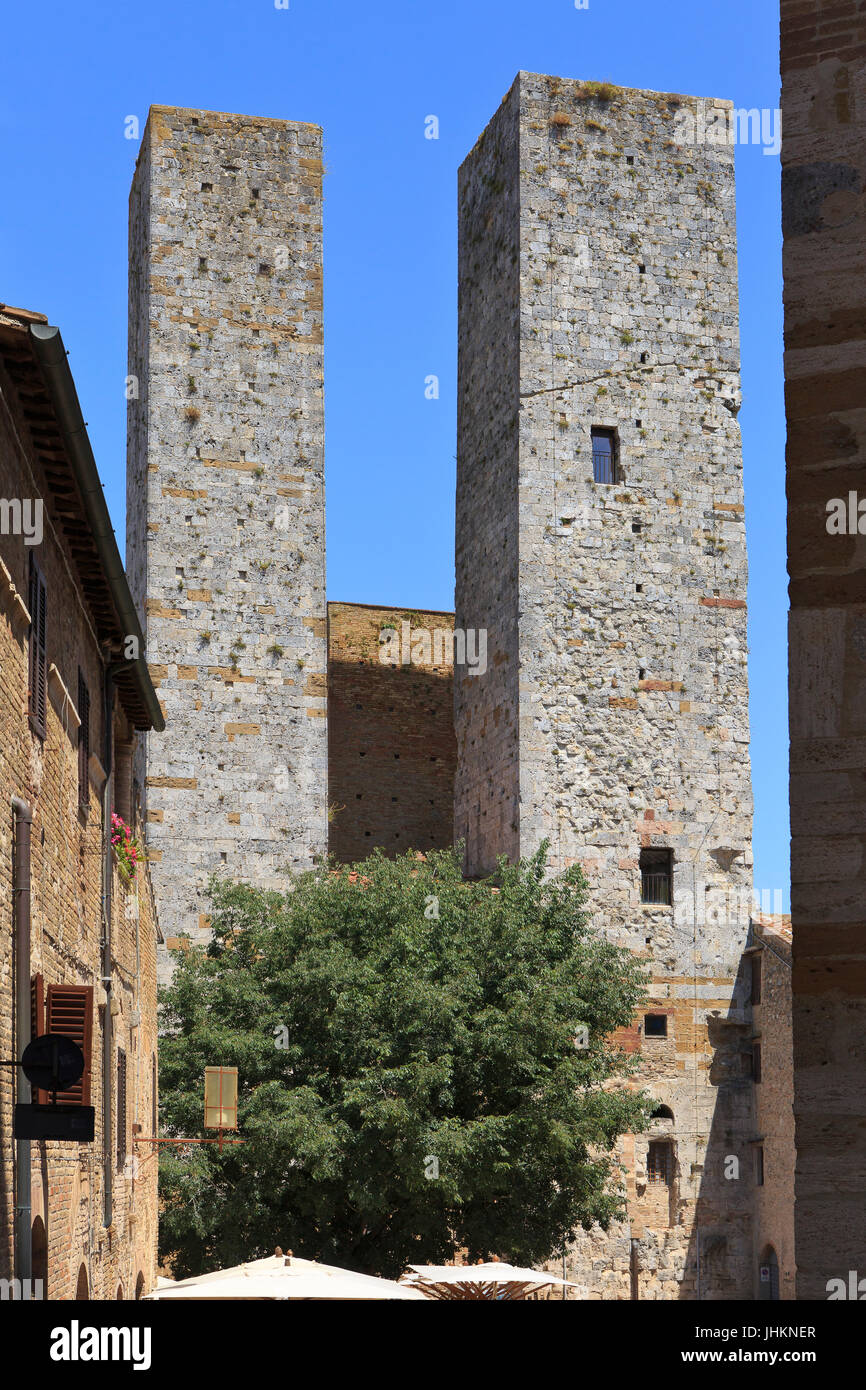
[
  {"x1": 127, "y1": 106, "x2": 328, "y2": 957},
  {"x1": 456, "y1": 74, "x2": 755, "y2": 1298}
]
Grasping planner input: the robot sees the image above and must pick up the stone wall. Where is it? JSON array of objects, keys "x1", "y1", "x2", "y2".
[
  {"x1": 0, "y1": 334, "x2": 159, "y2": 1299},
  {"x1": 327, "y1": 602, "x2": 455, "y2": 862},
  {"x1": 781, "y1": 0, "x2": 866, "y2": 1299},
  {"x1": 751, "y1": 916, "x2": 795, "y2": 1300},
  {"x1": 127, "y1": 106, "x2": 328, "y2": 969},
  {"x1": 457, "y1": 73, "x2": 755, "y2": 1298}
]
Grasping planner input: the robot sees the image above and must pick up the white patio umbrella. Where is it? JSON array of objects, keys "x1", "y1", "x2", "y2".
[
  {"x1": 143, "y1": 1252, "x2": 426, "y2": 1301},
  {"x1": 403, "y1": 1261, "x2": 583, "y2": 1301}
]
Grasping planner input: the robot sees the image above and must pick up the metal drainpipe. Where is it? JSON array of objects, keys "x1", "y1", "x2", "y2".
[
  {"x1": 12, "y1": 796, "x2": 32, "y2": 1293},
  {"x1": 101, "y1": 664, "x2": 116, "y2": 1229}
]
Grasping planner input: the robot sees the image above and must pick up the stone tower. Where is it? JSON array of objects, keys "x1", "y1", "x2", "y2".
[
  {"x1": 127, "y1": 106, "x2": 328, "y2": 960},
  {"x1": 456, "y1": 74, "x2": 755, "y2": 1298}
]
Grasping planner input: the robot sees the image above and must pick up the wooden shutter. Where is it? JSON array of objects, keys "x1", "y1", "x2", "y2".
[
  {"x1": 44, "y1": 984, "x2": 93, "y2": 1105},
  {"x1": 77, "y1": 671, "x2": 90, "y2": 808},
  {"x1": 28, "y1": 556, "x2": 47, "y2": 739},
  {"x1": 30, "y1": 974, "x2": 47, "y2": 1103},
  {"x1": 116, "y1": 1050, "x2": 127, "y2": 1167}
]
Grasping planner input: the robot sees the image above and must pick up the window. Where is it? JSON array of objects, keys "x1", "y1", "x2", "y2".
[
  {"x1": 117, "y1": 1049, "x2": 127, "y2": 1168},
  {"x1": 751, "y1": 952, "x2": 762, "y2": 1005},
  {"x1": 650, "y1": 1105, "x2": 674, "y2": 1122},
  {"x1": 644, "y1": 1013, "x2": 668, "y2": 1038},
  {"x1": 751, "y1": 1041, "x2": 762, "y2": 1084},
  {"x1": 28, "y1": 555, "x2": 47, "y2": 739},
  {"x1": 640, "y1": 848, "x2": 672, "y2": 905},
  {"x1": 77, "y1": 671, "x2": 90, "y2": 810},
  {"x1": 44, "y1": 984, "x2": 93, "y2": 1106},
  {"x1": 591, "y1": 428, "x2": 618, "y2": 484},
  {"x1": 647, "y1": 1140, "x2": 674, "y2": 1186},
  {"x1": 755, "y1": 1145, "x2": 764, "y2": 1186}
]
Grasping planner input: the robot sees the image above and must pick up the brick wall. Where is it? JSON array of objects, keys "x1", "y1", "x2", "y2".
[
  {"x1": 327, "y1": 602, "x2": 455, "y2": 862},
  {"x1": 781, "y1": 0, "x2": 866, "y2": 1298},
  {"x1": 751, "y1": 917, "x2": 795, "y2": 1300},
  {"x1": 0, "y1": 338, "x2": 158, "y2": 1301}
]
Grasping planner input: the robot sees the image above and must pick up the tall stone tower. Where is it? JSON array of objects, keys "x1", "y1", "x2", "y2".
[
  {"x1": 127, "y1": 106, "x2": 328, "y2": 958},
  {"x1": 456, "y1": 74, "x2": 755, "y2": 1298}
]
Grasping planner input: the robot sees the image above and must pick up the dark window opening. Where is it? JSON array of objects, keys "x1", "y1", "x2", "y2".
[
  {"x1": 651, "y1": 1104, "x2": 674, "y2": 1121},
  {"x1": 636, "y1": 584, "x2": 643, "y2": 593},
  {"x1": 755, "y1": 1145, "x2": 764, "y2": 1186},
  {"x1": 640, "y1": 848, "x2": 672, "y2": 905},
  {"x1": 77, "y1": 671, "x2": 90, "y2": 809},
  {"x1": 751, "y1": 953, "x2": 762, "y2": 1005},
  {"x1": 627, "y1": 155, "x2": 635, "y2": 165},
  {"x1": 751, "y1": 1041, "x2": 762, "y2": 1084},
  {"x1": 591, "y1": 427, "x2": 618, "y2": 484},
  {"x1": 117, "y1": 1049, "x2": 127, "y2": 1168},
  {"x1": 647, "y1": 1140, "x2": 674, "y2": 1186},
  {"x1": 644, "y1": 1013, "x2": 668, "y2": 1037},
  {"x1": 28, "y1": 555, "x2": 47, "y2": 740},
  {"x1": 640, "y1": 352, "x2": 648, "y2": 363}
]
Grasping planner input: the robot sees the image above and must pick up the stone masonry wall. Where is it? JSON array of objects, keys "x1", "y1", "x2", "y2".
[
  {"x1": 327, "y1": 602, "x2": 455, "y2": 863},
  {"x1": 751, "y1": 917, "x2": 795, "y2": 1300},
  {"x1": 127, "y1": 107, "x2": 328, "y2": 970},
  {"x1": 457, "y1": 73, "x2": 755, "y2": 1298},
  {"x1": 781, "y1": 0, "x2": 866, "y2": 1299}
]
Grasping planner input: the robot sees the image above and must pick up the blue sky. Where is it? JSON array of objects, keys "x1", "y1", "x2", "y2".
[{"x1": 1, "y1": 0, "x2": 788, "y2": 906}]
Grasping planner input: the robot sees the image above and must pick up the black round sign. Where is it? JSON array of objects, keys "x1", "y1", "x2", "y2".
[{"x1": 21, "y1": 1034, "x2": 85, "y2": 1091}]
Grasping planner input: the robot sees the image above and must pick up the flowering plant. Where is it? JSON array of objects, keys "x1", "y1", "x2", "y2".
[{"x1": 111, "y1": 812, "x2": 143, "y2": 883}]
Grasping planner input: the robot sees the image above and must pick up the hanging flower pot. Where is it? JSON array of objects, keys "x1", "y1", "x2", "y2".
[{"x1": 111, "y1": 811, "x2": 144, "y2": 884}]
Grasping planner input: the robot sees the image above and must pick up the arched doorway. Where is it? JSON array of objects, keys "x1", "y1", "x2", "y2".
[
  {"x1": 758, "y1": 1246, "x2": 779, "y2": 1301},
  {"x1": 75, "y1": 1263, "x2": 89, "y2": 1301},
  {"x1": 31, "y1": 1217, "x2": 47, "y2": 1298},
  {"x1": 135, "y1": 1271, "x2": 145, "y2": 1301}
]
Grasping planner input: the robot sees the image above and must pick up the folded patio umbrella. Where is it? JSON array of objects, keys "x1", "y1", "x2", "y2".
[{"x1": 144, "y1": 1253, "x2": 427, "y2": 1301}]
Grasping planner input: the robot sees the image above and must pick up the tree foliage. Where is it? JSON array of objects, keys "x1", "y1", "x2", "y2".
[{"x1": 158, "y1": 844, "x2": 653, "y2": 1279}]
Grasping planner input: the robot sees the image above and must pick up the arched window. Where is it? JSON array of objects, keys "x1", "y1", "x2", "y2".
[
  {"x1": 75, "y1": 1263, "x2": 89, "y2": 1301},
  {"x1": 31, "y1": 1217, "x2": 47, "y2": 1297},
  {"x1": 116, "y1": 1283, "x2": 124, "y2": 1300},
  {"x1": 650, "y1": 1105, "x2": 674, "y2": 1122},
  {"x1": 135, "y1": 1271, "x2": 145, "y2": 1301},
  {"x1": 758, "y1": 1246, "x2": 779, "y2": 1301}
]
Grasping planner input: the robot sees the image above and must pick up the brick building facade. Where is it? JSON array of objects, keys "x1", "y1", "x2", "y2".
[
  {"x1": 0, "y1": 304, "x2": 162, "y2": 1299},
  {"x1": 781, "y1": 0, "x2": 866, "y2": 1298},
  {"x1": 749, "y1": 915, "x2": 795, "y2": 1301},
  {"x1": 327, "y1": 602, "x2": 455, "y2": 864}
]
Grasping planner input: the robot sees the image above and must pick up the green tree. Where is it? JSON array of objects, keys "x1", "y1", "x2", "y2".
[{"x1": 158, "y1": 844, "x2": 653, "y2": 1279}]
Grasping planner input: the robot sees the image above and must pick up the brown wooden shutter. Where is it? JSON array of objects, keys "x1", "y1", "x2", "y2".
[
  {"x1": 116, "y1": 1050, "x2": 127, "y2": 1167},
  {"x1": 28, "y1": 556, "x2": 47, "y2": 739},
  {"x1": 77, "y1": 671, "x2": 90, "y2": 808},
  {"x1": 44, "y1": 984, "x2": 93, "y2": 1105},
  {"x1": 30, "y1": 973, "x2": 47, "y2": 1103}
]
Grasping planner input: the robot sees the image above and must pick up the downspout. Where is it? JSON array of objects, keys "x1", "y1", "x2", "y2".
[
  {"x1": 101, "y1": 665, "x2": 116, "y2": 1229},
  {"x1": 12, "y1": 796, "x2": 32, "y2": 1292}
]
